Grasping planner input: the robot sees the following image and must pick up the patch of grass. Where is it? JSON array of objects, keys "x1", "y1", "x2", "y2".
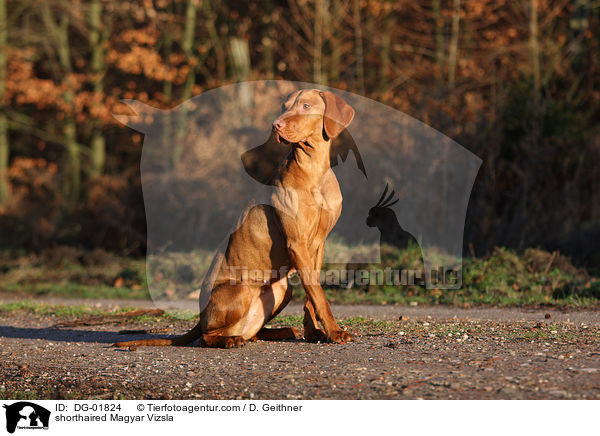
[
  {"x1": 0, "y1": 246, "x2": 598, "y2": 308},
  {"x1": 270, "y1": 315, "x2": 302, "y2": 328},
  {"x1": 0, "y1": 301, "x2": 197, "y2": 324},
  {"x1": 162, "y1": 309, "x2": 197, "y2": 321},
  {"x1": 340, "y1": 316, "x2": 396, "y2": 331},
  {"x1": 0, "y1": 246, "x2": 149, "y2": 299},
  {"x1": 290, "y1": 246, "x2": 599, "y2": 308},
  {"x1": 0, "y1": 281, "x2": 148, "y2": 299},
  {"x1": 146, "y1": 250, "x2": 214, "y2": 298},
  {"x1": 0, "y1": 300, "x2": 134, "y2": 317},
  {"x1": 457, "y1": 247, "x2": 597, "y2": 305},
  {"x1": 270, "y1": 315, "x2": 402, "y2": 333}
]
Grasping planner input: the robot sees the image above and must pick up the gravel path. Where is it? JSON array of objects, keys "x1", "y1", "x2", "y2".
[{"x1": 0, "y1": 298, "x2": 598, "y2": 399}]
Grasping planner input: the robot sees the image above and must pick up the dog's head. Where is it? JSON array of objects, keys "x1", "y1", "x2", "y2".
[{"x1": 273, "y1": 89, "x2": 355, "y2": 145}]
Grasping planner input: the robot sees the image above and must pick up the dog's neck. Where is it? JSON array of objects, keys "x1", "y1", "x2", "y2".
[{"x1": 282, "y1": 138, "x2": 331, "y2": 186}]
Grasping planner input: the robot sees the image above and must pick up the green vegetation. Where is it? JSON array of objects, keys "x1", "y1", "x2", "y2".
[
  {"x1": 290, "y1": 246, "x2": 599, "y2": 308},
  {"x1": 0, "y1": 300, "x2": 196, "y2": 322},
  {"x1": 269, "y1": 314, "x2": 598, "y2": 341},
  {"x1": 0, "y1": 246, "x2": 598, "y2": 308},
  {"x1": 0, "y1": 300, "x2": 128, "y2": 317},
  {"x1": 0, "y1": 247, "x2": 149, "y2": 299}
]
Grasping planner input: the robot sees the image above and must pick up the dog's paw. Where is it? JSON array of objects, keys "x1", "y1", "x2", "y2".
[
  {"x1": 223, "y1": 336, "x2": 246, "y2": 349},
  {"x1": 304, "y1": 327, "x2": 328, "y2": 343},
  {"x1": 290, "y1": 327, "x2": 304, "y2": 340},
  {"x1": 328, "y1": 329, "x2": 354, "y2": 344}
]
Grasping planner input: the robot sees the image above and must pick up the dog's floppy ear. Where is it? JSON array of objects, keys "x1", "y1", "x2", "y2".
[{"x1": 319, "y1": 91, "x2": 355, "y2": 139}]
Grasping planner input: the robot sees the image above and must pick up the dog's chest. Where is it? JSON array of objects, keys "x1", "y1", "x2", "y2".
[
  {"x1": 316, "y1": 170, "x2": 342, "y2": 226},
  {"x1": 314, "y1": 169, "x2": 342, "y2": 208},
  {"x1": 305, "y1": 173, "x2": 342, "y2": 247}
]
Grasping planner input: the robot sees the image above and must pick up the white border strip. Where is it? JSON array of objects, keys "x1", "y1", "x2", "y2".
[{"x1": 0, "y1": 400, "x2": 597, "y2": 436}]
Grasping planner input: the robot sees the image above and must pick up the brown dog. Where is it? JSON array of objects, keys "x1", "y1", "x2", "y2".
[{"x1": 114, "y1": 89, "x2": 355, "y2": 348}]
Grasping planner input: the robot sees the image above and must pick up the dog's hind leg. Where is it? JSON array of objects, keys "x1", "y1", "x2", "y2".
[
  {"x1": 248, "y1": 274, "x2": 301, "y2": 341},
  {"x1": 200, "y1": 334, "x2": 247, "y2": 348},
  {"x1": 198, "y1": 282, "x2": 257, "y2": 348},
  {"x1": 113, "y1": 282, "x2": 255, "y2": 349}
]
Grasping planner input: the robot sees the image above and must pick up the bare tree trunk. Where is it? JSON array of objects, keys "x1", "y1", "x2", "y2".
[
  {"x1": 379, "y1": 13, "x2": 393, "y2": 95},
  {"x1": 529, "y1": 0, "x2": 540, "y2": 100},
  {"x1": 447, "y1": 0, "x2": 461, "y2": 89},
  {"x1": 0, "y1": 0, "x2": 8, "y2": 205},
  {"x1": 329, "y1": 0, "x2": 341, "y2": 83},
  {"x1": 42, "y1": 2, "x2": 80, "y2": 201},
  {"x1": 313, "y1": 0, "x2": 324, "y2": 84},
  {"x1": 262, "y1": 30, "x2": 274, "y2": 77},
  {"x1": 88, "y1": 0, "x2": 106, "y2": 179},
  {"x1": 230, "y1": 36, "x2": 252, "y2": 126},
  {"x1": 181, "y1": 0, "x2": 198, "y2": 99},
  {"x1": 174, "y1": 0, "x2": 199, "y2": 166},
  {"x1": 365, "y1": 10, "x2": 376, "y2": 89},
  {"x1": 162, "y1": 1, "x2": 174, "y2": 164},
  {"x1": 433, "y1": 0, "x2": 445, "y2": 90},
  {"x1": 64, "y1": 118, "x2": 79, "y2": 200},
  {"x1": 204, "y1": 0, "x2": 226, "y2": 83},
  {"x1": 230, "y1": 37, "x2": 251, "y2": 80},
  {"x1": 353, "y1": 0, "x2": 364, "y2": 95}
]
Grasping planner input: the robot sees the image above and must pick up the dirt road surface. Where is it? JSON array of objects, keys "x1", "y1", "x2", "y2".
[{"x1": 1, "y1": 299, "x2": 598, "y2": 399}]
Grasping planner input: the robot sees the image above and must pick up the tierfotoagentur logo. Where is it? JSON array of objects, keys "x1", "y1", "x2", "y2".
[
  {"x1": 2, "y1": 402, "x2": 50, "y2": 434},
  {"x1": 113, "y1": 80, "x2": 481, "y2": 309}
]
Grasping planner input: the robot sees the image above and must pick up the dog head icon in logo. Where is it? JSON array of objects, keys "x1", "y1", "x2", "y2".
[{"x1": 3, "y1": 402, "x2": 50, "y2": 433}]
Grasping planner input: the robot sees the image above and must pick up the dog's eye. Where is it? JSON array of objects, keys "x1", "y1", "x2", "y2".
[{"x1": 303, "y1": 103, "x2": 310, "y2": 109}]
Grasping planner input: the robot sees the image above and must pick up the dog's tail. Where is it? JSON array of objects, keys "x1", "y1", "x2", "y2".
[{"x1": 112, "y1": 320, "x2": 203, "y2": 348}]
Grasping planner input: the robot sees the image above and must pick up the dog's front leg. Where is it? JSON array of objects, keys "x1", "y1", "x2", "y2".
[
  {"x1": 287, "y1": 240, "x2": 353, "y2": 343},
  {"x1": 303, "y1": 241, "x2": 328, "y2": 342},
  {"x1": 303, "y1": 298, "x2": 328, "y2": 342}
]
